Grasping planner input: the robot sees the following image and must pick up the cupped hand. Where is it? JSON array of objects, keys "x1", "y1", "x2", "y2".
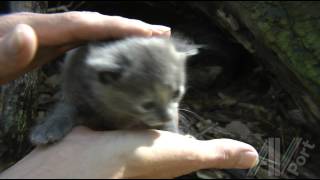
[{"x1": 0, "y1": 127, "x2": 258, "y2": 179}]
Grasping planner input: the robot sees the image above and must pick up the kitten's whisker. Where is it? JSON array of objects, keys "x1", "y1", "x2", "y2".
[
  {"x1": 179, "y1": 110, "x2": 203, "y2": 130},
  {"x1": 178, "y1": 112, "x2": 198, "y2": 133},
  {"x1": 179, "y1": 111, "x2": 193, "y2": 122},
  {"x1": 179, "y1": 113, "x2": 186, "y2": 120},
  {"x1": 179, "y1": 108, "x2": 206, "y2": 122}
]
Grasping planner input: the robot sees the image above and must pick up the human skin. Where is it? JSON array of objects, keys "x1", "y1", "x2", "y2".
[
  {"x1": 0, "y1": 11, "x2": 170, "y2": 84},
  {"x1": 0, "y1": 127, "x2": 258, "y2": 179},
  {"x1": 0, "y1": 11, "x2": 258, "y2": 179}
]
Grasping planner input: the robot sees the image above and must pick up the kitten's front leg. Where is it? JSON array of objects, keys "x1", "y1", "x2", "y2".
[{"x1": 30, "y1": 102, "x2": 77, "y2": 145}]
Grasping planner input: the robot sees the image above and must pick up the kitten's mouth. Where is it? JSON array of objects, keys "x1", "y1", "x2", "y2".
[
  {"x1": 128, "y1": 118, "x2": 166, "y2": 129},
  {"x1": 146, "y1": 121, "x2": 167, "y2": 127}
]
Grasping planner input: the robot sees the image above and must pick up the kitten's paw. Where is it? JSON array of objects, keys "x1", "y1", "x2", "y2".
[
  {"x1": 30, "y1": 125, "x2": 65, "y2": 145},
  {"x1": 30, "y1": 129, "x2": 50, "y2": 145}
]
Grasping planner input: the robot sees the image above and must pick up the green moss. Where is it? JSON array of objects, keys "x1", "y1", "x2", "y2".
[
  {"x1": 258, "y1": 21, "x2": 272, "y2": 33},
  {"x1": 279, "y1": 18, "x2": 288, "y2": 26},
  {"x1": 303, "y1": 32, "x2": 320, "y2": 49},
  {"x1": 294, "y1": 22, "x2": 314, "y2": 36},
  {"x1": 235, "y1": 2, "x2": 320, "y2": 101},
  {"x1": 264, "y1": 31, "x2": 276, "y2": 43},
  {"x1": 276, "y1": 31, "x2": 291, "y2": 51}
]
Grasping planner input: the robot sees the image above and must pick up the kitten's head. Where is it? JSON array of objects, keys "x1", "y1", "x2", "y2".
[{"x1": 66, "y1": 36, "x2": 199, "y2": 128}]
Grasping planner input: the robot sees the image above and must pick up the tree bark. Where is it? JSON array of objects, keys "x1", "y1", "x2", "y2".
[{"x1": 187, "y1": 1, "x2": 320, "y2": 132}]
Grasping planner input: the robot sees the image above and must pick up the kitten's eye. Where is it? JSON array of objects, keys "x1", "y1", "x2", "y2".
[
  {"x1": 98, "y1": 70, "x2": 122, "y2": 84},
  {"x1": 172, "y1": 90, "x2": 180, "y2": 99},
  {"x1": 98, "y1": 72, "x2": 110, "y2": 84},
  {"x1": 141, "y1": 101, "x2": 157, "y2": 111}
]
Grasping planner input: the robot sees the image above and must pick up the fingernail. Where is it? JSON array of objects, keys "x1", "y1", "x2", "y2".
[
  {"x1": 239, "y1": 151, "x2": 259, "y2": 168},
  {"x1": 253, "y1": 155, "x2": 260, "y2": 167},
  {"x1": 151, "y1": 25, "x2": 171, "y2": 32},
  {"x1": 6, "y1": 24, "x2": 23, "y2": 56}
]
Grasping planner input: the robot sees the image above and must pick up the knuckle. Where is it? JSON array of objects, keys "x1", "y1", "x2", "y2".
[
  {"x1": 62, "y1": 11, "x2": 84, "y2": 23},
  {"x1": 62, "y1": 11, "x2": 105, "y2": 27}
]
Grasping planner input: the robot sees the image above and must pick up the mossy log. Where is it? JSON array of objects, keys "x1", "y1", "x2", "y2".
[{"x1": 187, "y1": 1, "x2": 320, "y2": 132}]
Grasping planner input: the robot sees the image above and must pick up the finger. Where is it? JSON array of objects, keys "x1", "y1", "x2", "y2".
[
  {"x1": 27, "y1": 42, "x2": 81, "y2": 71},
  {"x1": 149, "y1": 25, "x2": 171, "y2": 37},
  {"x1": 196, "y1": 138, "x2": 259, "y2": 169},
  {"x1": 105, "y1": 130, "x2": 259, "y2": 178},
  {"x1": 0, "y1": 24, "x2": 37, "y2": 84},
  {"x1": 67, "y1": 12, "x2": 171, "y2": 41},
  {"x1": 130, "y1": 131, "x2": 259, "y2": 170},
  {"x1": 103, "y1": 16, "x2": 172, "y2": 38},
  {"x1": 0, "y1": 12, "x2": 171, "y2": 76},
  {"x1": 0, "y1": 12, "x2": 171, "y2": 46}
]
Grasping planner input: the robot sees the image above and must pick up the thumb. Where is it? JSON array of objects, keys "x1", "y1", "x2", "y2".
[
  {"x1": 196, "y1": 138, "x2": 259, "y2": 169},
  {"x1": 0, "y1": 24, "x2": 37, "y2": 84}
]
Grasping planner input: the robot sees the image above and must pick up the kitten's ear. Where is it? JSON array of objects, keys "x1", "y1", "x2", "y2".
[
  {"x1": 178, "y1": 44, "x2": 202, "y2": 57},
  {"x1": 87, "y1": 57, "x2": 125, "y2": 84},
  {"x1": 86, "y1": 43, "x2": 130, "y2": 84},
  {"x1": 170, "y1": 36, "x2": 203, "y2": 58}
]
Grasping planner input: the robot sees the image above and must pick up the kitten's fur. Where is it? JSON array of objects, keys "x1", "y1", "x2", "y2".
[{"x1": 30, "y1": 36, "x2": 198, "y2": 145}]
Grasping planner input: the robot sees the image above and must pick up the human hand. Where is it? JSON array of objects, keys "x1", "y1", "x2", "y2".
[
  {"x1": 0, "y1": 126, "x2": 258, "y2": 179},
  {"x1": 0, "y1": 11, "x2": 170, "y2": 84}
]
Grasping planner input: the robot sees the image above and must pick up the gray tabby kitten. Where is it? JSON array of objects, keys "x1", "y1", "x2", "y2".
[{"x1": 30, "y1": 36, "x2": 198, "y2": 145}]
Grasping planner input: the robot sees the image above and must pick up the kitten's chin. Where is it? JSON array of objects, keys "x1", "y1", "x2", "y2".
[
  {"x1": 145, "y1": 120, "x2": 173, "y2": 128},
  {"x1": 147, "y1": 122, "x2": 166, "y2": 127}
]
